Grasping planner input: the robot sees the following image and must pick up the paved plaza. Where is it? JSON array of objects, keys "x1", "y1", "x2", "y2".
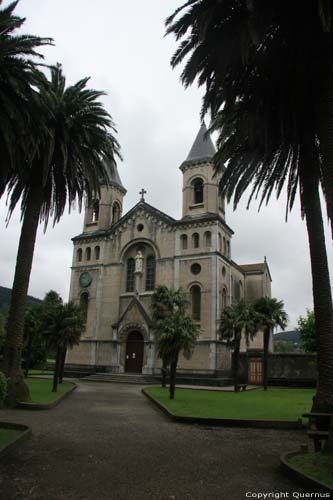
[{"x1": 0, "y1": 382, "x2": 306, "y2": 500}]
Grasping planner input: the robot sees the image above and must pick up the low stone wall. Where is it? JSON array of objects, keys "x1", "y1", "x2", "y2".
[{"x1": 237, "y1": 352, "x2": 317, "y2": 387}]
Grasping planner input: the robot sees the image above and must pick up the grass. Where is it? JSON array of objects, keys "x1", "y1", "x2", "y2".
[
  {"x1": 288, "y1": 452, "x2": 333, "y2": 488},
  {"x1": 0, "y1": 429, "x2": 21, "y2": 447},
  {"x1": 145, "y1": 387, "x2": 315, "y2": 421},
  {"x1": 27, "y1": 369, "x2": 52, "y2": 376},
  {"x1": 26, "y1": 378, "x2": 74, "y2": 404}
]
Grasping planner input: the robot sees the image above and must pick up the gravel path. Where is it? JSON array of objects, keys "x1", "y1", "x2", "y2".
[{"x1": 0, "y1": 382, "x2": 307, "y2": 500}]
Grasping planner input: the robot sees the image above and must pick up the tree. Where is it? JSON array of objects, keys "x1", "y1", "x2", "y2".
[
  {"x1": 0, "y1": 314, "x2": 5, "y2": 355},
  {"x1": 166, "y1": 0, "x2": 333, "y2": 413},
  {"x1": 219, "y1": 301, "x2": 259, "y2": 392},
  {"x1": 0, "y1": 0, "x2": 52, "y2": 196},
  {"x1": 254, "y1": 297, "x2": 288, "y2": 390},
  {"x1": 43, "y1": 301, "x2": 84, "y2": 392},
  {"x1": 3, "y1": 64, "x2": 121, "y2": 402},
  {"x1": 297, "y1": 310, "x2": 317, "y2": 353},
  {"x1": 22, "y1": 304, "x2": 46, "y2": 378},
  {"x1": 151, "y1": 286, "x2": 199, "y2": 399},
  {"x1": 151, "y1": 286, "x2": 188, "y2": 387}
]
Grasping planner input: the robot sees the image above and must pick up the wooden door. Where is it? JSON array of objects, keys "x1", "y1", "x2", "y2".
[
  {"x1": 248, "y1": 358, "x2": 263, "y2": 384},
  {"x1": 125, "y1": 332, "x2": 144, "y2": 373}
]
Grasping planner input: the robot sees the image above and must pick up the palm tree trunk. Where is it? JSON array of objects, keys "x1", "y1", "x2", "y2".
[
  {"x1": 169, "y1": 352, "x2": 179, "y2": 400},
  {"x1": 233, "y1": 342, "x2": 240, "y2": 392},
  {"x1": 317, "y1": 40, "x2": 333, "y2": 240},
  {"x1": 262, "y1": 328, "x2": 270, "y2": 391},
  {"x1": 52, "y1": 347, "x2": 61, "y2": 393},
  {"x1": 161, "y1": 357, "x2": 168, "y2": 388},
  {"x1": 59, "y1": 348, "x2": 67, "y2": 384},
  {"x1": 3, "y1": 185, "x2": 43, "y2": 402},
  {"x1": 300, "y1": 160, "x2": 333, "y2": 413}
]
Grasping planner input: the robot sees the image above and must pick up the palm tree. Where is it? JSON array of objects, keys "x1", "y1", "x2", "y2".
[
  {"x1": 43, "y1": 301, "x2": 84, "y2": 392},
  {"x1": 166, "y1": 0, "x2": 333, "y2": 237},
  {"x1": 3, "y1": 64, "x2": 121, "y2": 400},
  {"x1": 166, "y1": 0, "x2": 333, "y2": 413},
  {"x1": 254, "y1": 297, "x2": 288, "y2": 390},
  {"x1": 0, "y1": 0, "x2": 52, "y2": 196},
  {"x1": 219, "y1": 301, "x2": 259, "y2": 392},
  {"x1": 151, "y1": 285, "x2": 187, "y2": 387},
  {"x1": 151, "y1": 286, "x2": 199, "y2": 399}
]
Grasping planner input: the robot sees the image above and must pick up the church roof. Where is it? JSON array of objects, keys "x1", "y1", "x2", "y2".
[
  {"x1": 186, "y1": 122, "x2": 216, "y2": 162},
  {"x1": 104, "y1": 160, "x2": 126, "y2": 193},
  {"x1": 238, "y1": 260, "x2": 272, "y2": 282},
  {"x1": 239, "y1": 263, "x2": 266, "y2": 273}
]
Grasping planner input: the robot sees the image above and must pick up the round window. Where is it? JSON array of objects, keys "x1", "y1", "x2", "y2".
[
  {"x1": 191, "y1": 263, "x2": 201, "y2": 275},
  {"x1": 137, "y1": 224, "x2": 144, "y2": 232}
]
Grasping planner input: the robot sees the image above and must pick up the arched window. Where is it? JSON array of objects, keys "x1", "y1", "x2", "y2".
[
  {"x1": 222, "y1": 287, "x2": 227, "y2": 310},
  {"x1": 180, "y1": 234, "x2": 188, "y2": 250},
  {"x1": 80, "y1": 292, "x2": 89, "y2": 323},
  {"x1": 94, "y1": 246, "x2": 100, "y2": 260},
  {"x1": 192, "y1": 232, "x2": 200, "y2": 248},
  {"x1": 227, "y1": 240, "x2": 231, "y2": 258},
  {"x1": 86, "y1": 247, "x2": 91, "y2": 261},
  {"x1": 223, "y1": 237, "x2": 227, "y2": 255},
  {"x1": 190, "y1": 285, "x2": 201, "y2": 321},
  {"x1": 92, "y1": 200, "x2": 99, "y2": 222},
  {"x1": 77, "y1": 248, "x2": 82, "y2": 262},
  {"x1": 112, "y1": 202, "x2": 121, "y2": 224},
  {"x1": 126, "y1": 258, "x2": 135, "y2": 292},
  {"x1": 145, "y1": 255, "x2": 156, "y2": 291},
  {"x1": 218, "y1": 233, "x2": 222, "y2": 253},
  {"x1": 204, "y1": 231, "x2": 211, "y2": 247},
  {"x1": 193, "y1": 178, "x2": 204, "y2": 204}
]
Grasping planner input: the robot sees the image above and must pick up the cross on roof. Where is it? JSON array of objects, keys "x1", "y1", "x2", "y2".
[{"x1": 139, "y1": 188, "x2": 147, "y2": 201}]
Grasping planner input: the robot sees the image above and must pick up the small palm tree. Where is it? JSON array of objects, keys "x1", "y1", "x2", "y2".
[
  {"x1": 43, "y1": 301, "x2": 84, "y2": 392},
  {"x1": 151, "y1": 286, "x2": 199, "y2": 399},
  {"x1": 254, "y1": 297, "x2": 288, "y2": 390},
  {"x1": 3, "y1": 64, "x2": 121, "y2": 401},
  {"x1": 219, "y1": 301, "x2": 259, "y2": 392},
  {"x1": 0, "y1": 0, "x2": 52, "y2": 195}
]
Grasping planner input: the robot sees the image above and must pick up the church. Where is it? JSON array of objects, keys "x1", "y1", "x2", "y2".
[{"x1": 66, "y1": 123, "x2": 272, "y2": 377}]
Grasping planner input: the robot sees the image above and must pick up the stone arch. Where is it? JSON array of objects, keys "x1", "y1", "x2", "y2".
[{"x1": 120, "y1": 238, "x2": 160, "y2": 262}]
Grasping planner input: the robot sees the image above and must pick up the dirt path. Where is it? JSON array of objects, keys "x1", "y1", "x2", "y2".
[{"x1": 0, "y1": 382, "x2": 306, "y2": 500}]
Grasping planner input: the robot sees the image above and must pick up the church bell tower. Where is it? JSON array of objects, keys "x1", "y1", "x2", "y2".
[
  {"x1": 180, "y1": 122, "x2": 225, "y2": 220},
  {"x1": 83, "y1": 163, "x2": 127, "y2": 232}
]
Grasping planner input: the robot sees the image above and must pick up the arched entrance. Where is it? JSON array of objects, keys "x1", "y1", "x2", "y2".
[{"x1": 125, "y1": 331, "x2": 144, "y2": 373}]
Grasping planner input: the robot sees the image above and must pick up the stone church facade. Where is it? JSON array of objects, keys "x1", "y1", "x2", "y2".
[{"x1": 66, "y1": 124, "x2": 272, "y2": 376}]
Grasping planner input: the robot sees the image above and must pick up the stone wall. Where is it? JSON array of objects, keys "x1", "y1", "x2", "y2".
[{"x1": 238, "y1": 352, "x2": 317, "y2": 386}]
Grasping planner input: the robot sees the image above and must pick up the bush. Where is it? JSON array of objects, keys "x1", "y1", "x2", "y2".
[{"x1": 0, "y1": 371, "x2": 7, "y2": 406}]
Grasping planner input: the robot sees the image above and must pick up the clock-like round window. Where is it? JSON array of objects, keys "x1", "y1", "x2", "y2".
[
  {"x1": 79, "y1": 271, "x2": 92, "y2": 288},
  {"x1": 191, "y1": 263, "x2": 201, "y2": 275},
  {"x1": 137, "y1": 224, "x2": 144, "y2": 232}
]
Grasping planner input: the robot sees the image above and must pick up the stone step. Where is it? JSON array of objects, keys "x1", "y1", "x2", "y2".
[{"x1": 81, "y1": 373, "x2": 158, "y2": 385}]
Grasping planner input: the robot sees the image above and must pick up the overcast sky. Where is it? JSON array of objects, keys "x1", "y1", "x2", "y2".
[{"x1": 0, "y1": 0, "x2": 332, "y2": 329}]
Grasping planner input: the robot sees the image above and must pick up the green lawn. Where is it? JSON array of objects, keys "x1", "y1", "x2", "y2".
[
  {"x1": 26, "y1": 378, "x2": 74, "y2": 404},
  {"x1": 145, "y1": 387, "x2": 315, "y2": 421},
  {"x1": 0, "y1": 429, "x2": 22, "y2": 447},
  {"x1": 288, "y1": 452, "x2": 333, "y2": 489}
]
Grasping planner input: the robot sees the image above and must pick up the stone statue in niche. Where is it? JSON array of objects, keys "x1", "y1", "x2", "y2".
[{"x1": 135, "y1": 250, "x2": 144, "y2": 273}]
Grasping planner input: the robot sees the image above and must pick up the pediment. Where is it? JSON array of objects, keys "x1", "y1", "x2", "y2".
[
  {"x1": 108, "y1": 201, "x2": 175, "y2": 237},
  {"x1": 115, "y1": 296, "x2": 152, "y2": 331}
]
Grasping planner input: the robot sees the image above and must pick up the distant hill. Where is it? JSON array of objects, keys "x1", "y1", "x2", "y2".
[
  {"x1": 0, "y1": 286, "x2": 42, "y2": 316},
  {"x1": 273, "y1": 330, "x2": 300, "y2": 343}
]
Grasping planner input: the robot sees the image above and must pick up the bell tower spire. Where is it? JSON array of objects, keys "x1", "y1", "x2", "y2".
[{"x1": 180, "y1": 122, "x2": 225, "y2": 220}]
